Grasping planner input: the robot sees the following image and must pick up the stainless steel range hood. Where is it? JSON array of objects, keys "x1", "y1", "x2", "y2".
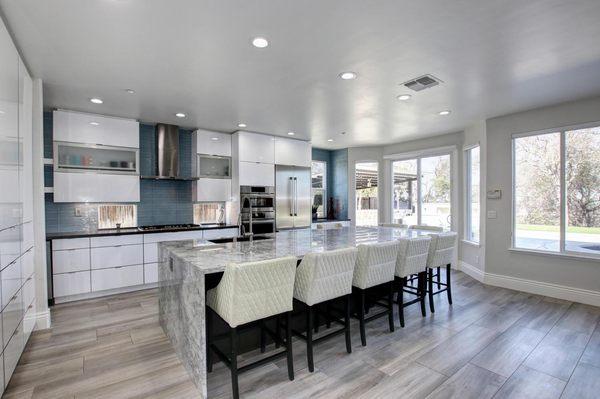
[{"x1": 141, "y1": 123, "x2": 198, "y2": 180}]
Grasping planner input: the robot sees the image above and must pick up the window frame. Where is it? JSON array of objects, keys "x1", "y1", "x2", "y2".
[
  {"x1": 511, "y1": 121, "x2": 600, "y2": 259},
  {"x1": 464, "y1": 144, "x2": 480, "y2": 244},
  {"x1": 311, "y1": 160, "x2": 327, "y2": 219}
]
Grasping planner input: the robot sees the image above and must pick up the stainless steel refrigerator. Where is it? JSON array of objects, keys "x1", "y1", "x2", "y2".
[{"x1": 275, "y1": 165, "x2": 312, "y2": 229}]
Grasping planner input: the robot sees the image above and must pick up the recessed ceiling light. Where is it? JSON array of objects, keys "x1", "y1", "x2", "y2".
[
  {"x1": 211, "y1": 137, "x2": 219, "y2": 141},
  {"x1": 287, "y1": 131, "x2": 295, "y2": 136},
  {"x1": 397, "y1": 94, "x2": 412, "y2": 101},
  {"x1": 327, "y1": 139, "x2": 334, "y2": 142},
  {"x1": 89, "y1": 122, "x2": 100, "y2": 126},
  {"x1": 237, "y1": 123, "x2": 247, "y2": 128},
  {"x1": 175, "y1": 112, "x2": 186, "y2": 118},
  {"x1": 339, "y1": 72, "x2": 357, "y2": 80},
  {"x1": 90, "y1": 98, "x2": 103, "y2": 104},
  {"x1": 125, "y1": 89, "x2": 135, "y2": 94},
  {"x1": 438, "y1": 110, "x2": 451, "y2": 116},
  {"x1": 252, "y1": 37, "x2": 269, "y2": 48}
]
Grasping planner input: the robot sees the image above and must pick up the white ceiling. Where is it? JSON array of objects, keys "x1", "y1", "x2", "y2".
[{"x1": 2, "y1": 0, "x2": 600, "y2": 149}]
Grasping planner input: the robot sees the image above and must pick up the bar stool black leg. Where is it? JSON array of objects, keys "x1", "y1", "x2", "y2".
[
  {"x1": 387, "y1": 281, "x2": 395, "y2": 332},
  {"x1": 259, "y1": 320, "x2": 266, "y2": 353},
  {"x1": 359, "y1": 289, "x2": 367, "y2": 346},
  {"x1": 428, "y1": 268, "x2": 435, "y2": 313},
  {"x1": 306, "y1": 306, "x2": 314, "y2": 372},
  {"x1": 398, "y1": 277, "x2": 405, "y2": 328},
  {"x1": 275, "y1": 315, "x2": 281, "y2": 348},
  {"x1": 207, "y1": 308, "x2": 213, "y2": 372},
  {"x1": 326, "y1": 303, "x2": 332, "y2": 329},
  {"x1": 286, "y1": 311, "x2": 294, "y2": 380},
  {"x1": 436, "y1": 266, "x2": 441, "y2": 289},
  {"x1": 230, "y1": 327, "x2": 239, "y2": 399},
  {"x1": 446, "y1": 263, "x2": 453, "y2": 305},
  {"x1": 344, "y1": 295, "x2": 352, "y2": 354},
  {"x1": 314, "y1": 306, "x2": 320, "y2": 333},
  {"x1": 419, "y1": 272, "x2": 426, "y2": 317}
]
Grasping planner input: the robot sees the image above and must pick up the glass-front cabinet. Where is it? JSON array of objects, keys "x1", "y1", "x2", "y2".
[
  {"x1": 197, "y1": 154, "x2": 231, "y2": 178},
  {"x1": 54, "y1": 142, "x2": 139, "y2": 175}
]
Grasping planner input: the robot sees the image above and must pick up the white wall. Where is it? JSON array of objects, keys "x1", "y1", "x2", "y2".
[{"x1": 485, "y1": 95, "x2": 600, "y2": 297}]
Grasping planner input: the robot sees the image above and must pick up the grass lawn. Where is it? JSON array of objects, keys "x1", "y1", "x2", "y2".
[{"x1": 517, "y1": 224, "x2": 600, "y2": 234}]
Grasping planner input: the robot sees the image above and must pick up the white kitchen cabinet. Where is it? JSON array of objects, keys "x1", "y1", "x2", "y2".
[
  {"x1": 238, "y1": 161, "x2": 274, "y2": 186},
  {"x1": 143, "y1": 230, "x2": 204, "y2": 263},
  {"x1": 1, "y1": 256, "x2": 21, "y2": 309},
  {"x1": 53, "y1": 237, "x2": 90, "y2": 250},
  {"x1": 91, "y1": 244, "x2": 143, "y2": 270},
  {"x1": 144, "y1": 263, "x2": 158, "y2": 284},
  {"x1": 53, "y1": 271, "x2": 91, "y2": 297},
  {"x1": 0, "y1": 352, "x2": 4, "y2": 393},
  {"x1": 274, "y1": 137, "x2": 311, "y2": 167},
  {"x1": 0, "y1": 224, "x2": 21, "y2": 270},
  {"x1": 19, "y1": 58, "x2": 33, "y2": 224},
  {"x1": 193, "y1": 129, "x2": 231, "y2": 156},
  {"x1": 2, "y1": 288, "x2": 23, "y2": 348},
  {"x1": 54, "y1": 172, "x2": 140, "y2": 202},
  {"x1": 23, "y1": 300, "x2": 36, "y2": 341},
  {"x1": 21, "y1": 248, "x2": 34, "y2": 281},
  {"x1": 91, "y1": 234, "x2": 142, "y2": 248},
  {"x1": 193, "y1": 178, "x2": 231, "y2": 202},
  {"x1": 22, "y1": 221, "x2": 33, "y2": 253},
  {"x1": 52, "y1": 248, "x2": 90, "y2": 274},
  {"x1": 92, "y1": 265, "x2": 144, "y2": 292},
  {"x1": 202, "y1": 228, "x2": 238, "y2": 240},
  {"x1": 3, "y1": 321, "x2": 23, "y2": 386},
  {"x1": 22, "y1": 274, "x2": 35, "y2": 310},
  {"x1": 235, "y1": 131, "x2": 275, "y2": 164},
  {"x1": 53, "y1": 110, "x2": 139, "y2": 148}
]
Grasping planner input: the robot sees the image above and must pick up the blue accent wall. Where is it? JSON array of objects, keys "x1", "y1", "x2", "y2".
[
  {"x1": 44, "y1": 111, "x2": 195, "y2": 232},
  {"x1": 312, "y1": 147, "x2": 348, "y2": 220}
]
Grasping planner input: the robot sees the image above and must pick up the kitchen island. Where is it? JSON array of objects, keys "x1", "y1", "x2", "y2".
[{"x1": 158, "y1": 226, "x2": 431, "y2": 397}]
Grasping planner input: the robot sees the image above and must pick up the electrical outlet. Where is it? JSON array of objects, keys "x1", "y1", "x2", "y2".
[{"x1": 74, "y1": 207, "x2": 82, "y2": 217}]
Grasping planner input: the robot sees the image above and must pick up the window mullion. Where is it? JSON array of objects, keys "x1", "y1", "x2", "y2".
[
  {"x1": 560, "y1": 131, "x2": 566, "y2": 253},
  {"x1": 417, "y1": 159, "x2": 422, "y2": 225}
]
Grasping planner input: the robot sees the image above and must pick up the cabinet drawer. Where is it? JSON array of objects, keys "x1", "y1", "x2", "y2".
[
  {"x1": 23, "y1": 301, "x2": 37, "y2": 342},
  {"x1": 22, "y1": 221, "x2": 34, "y2": 252},
  {"x1": 53, "y1": 271, "x2": 91, "y2": 297},
  {"x1": 92, "y1": 265, "x2": 143, "y2": 292},
  {"x1": 202, "y1": 228, "x2": 238, "y2": 240},
  {"x1": 91, "y1": 234, "x2": 142, "y2": 248},
  {"x1": 52, "y1": 237, "x2": 90, "y2": 250},
  {"x1": 2, "y1": 288, "x2": 23, "y2": 349},
  {"x1": 144, "y1": 263, "x2": 158, "y2": 284},
  {"x1": 0, "y1": 352, "x2": 4, "y2": 393},
  {"x1": 53, "y1": 248, "x2": 90, "y2": 274},
  {"x1": 0, "y1": 224, "x2": 21, "y2": 270},
  {"x1": 91, "y1": 244, "x2": 143, "y2": 269},
  {"x1": 22, "y1": 274, "x2": 35, "y2": 310},
  {"x1": 143, "y1": 243, "x2": 158, "y2": 264},
  {"x1": 1, "y1": 256, "x2": 22, "y2": 308},
  {"x1": 4, "y1": 322, "x2": 23, "y2": 386},
  {"x1": 21, "y1": 248, "x2": 34, "y2": 281},
  {"x1": 143, "y1": 230, "x2": 204, "y2": 244}
]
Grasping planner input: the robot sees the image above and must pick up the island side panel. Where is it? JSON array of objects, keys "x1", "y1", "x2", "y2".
[{"x1": 158, "y1": 243, "x2": 207, "y2": 398}]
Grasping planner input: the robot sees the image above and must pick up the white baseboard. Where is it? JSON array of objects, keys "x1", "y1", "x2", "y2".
[
  {"x1": 458, "y1": 260, "x2": 600, "y2": 307},
  {"x1": 35, "y1": 309, "x2": 51, "y2": 330},
  {"x1": 53, "y1": 282, "x2": 158, "y2": 304}
]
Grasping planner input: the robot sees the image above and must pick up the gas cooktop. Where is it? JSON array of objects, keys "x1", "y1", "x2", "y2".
[{"x1": 137, "y1": 224, "x2": 200, "y2": 232}]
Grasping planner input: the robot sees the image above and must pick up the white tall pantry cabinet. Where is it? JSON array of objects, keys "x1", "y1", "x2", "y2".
[{"x1": 0, "y1": 19, "x2": 37, "y2": 394}]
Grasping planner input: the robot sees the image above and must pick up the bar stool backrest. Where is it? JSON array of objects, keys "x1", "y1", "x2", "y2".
[
  {"x1": 426, "y1": 232, "x2": 457, "y2": 269},
  {"x1": 353, "y1": 241, "x2": 401, "y2": 289},
  {"x1": 294, "y1": 247, "x2": 358, "y2": 306},
  {"x1": 395, "y1": 236, "x2": 431, "y2": 277},
  {"x1": 209, "y1": 256, "x2": 297, "y2": 327}
]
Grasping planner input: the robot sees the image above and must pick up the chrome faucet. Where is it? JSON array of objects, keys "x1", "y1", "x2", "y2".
[{"x1": 238, "y1": 195, "x2": 254, "y2": 242}]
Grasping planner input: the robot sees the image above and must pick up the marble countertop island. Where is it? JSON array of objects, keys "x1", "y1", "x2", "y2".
[{"x1": 158, "y1": 226, "x2": 433, "y2": 397}]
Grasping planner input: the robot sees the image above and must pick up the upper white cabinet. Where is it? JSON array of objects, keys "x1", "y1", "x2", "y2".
[
  {"x1": 238, "y1": 161, "x2": 274, "y2": 186},
  {"x1": 18, "y1": 59, "x2": 33, "y2": 223},
  {"x1": 193, "y1": 178, "x2": 231, "y2": 202},
  {"x1": 235, "y1": 131, "x2": 275, "y2": 164},
  {"x1": 193, "y1": 129, "x2": 231, "y2": 157},
  {"x1": 274, "y1": 137, "x2": 311, "y2": 167},
  {"x1": 54, "y1": 172, "x2": 140, "y2": 203},
  {"x1": 53, "y1": 110, "x2": 139, "y2": 148}
]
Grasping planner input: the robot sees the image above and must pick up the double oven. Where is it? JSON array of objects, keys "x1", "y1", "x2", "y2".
[{"x1": 240, "y1": 186, "x2": 275, "y2": 234}]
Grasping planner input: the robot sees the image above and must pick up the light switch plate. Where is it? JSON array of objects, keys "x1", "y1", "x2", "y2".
[{"x1": 487, "y1": 210, "x2": 497, "y2": 219}]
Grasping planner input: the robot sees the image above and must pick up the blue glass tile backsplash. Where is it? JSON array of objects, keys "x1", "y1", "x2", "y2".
[{"x1": 44, "y1": 111, "x2": 195, "y2": 233}]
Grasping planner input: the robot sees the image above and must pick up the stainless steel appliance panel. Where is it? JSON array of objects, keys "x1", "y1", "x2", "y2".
[
  {"x1": 275, "y1": 166, "x2": 295, "y2": 229},
  {"x1": 293, "y1": 167, "x2": 312, "y2": 228}
]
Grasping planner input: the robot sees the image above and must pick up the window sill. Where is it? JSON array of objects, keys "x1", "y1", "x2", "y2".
[
  {"x1": 508, "y1": 247, "x2": 600, "y2": 263},
  {"x1": 461, "y1": 239, "x2": 480, "y2": 248}
]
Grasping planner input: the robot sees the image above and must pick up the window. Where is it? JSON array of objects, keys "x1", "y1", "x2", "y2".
[
  {"x1": 513, "y1": 125, "x2": 600, "y2": 256},
  {"x1": 98, "y1": 204, "x2": 137, "y2": 229},
  {"x1": 194, "y1": 203, "x2": 225, "y2": 224},
  {"x1": 391, "y1": 153, "x2": 452, "y2": 230},
  {"x1": 465, "y1": 146, "x2": 480, "y2": 243},
  {"x1": 355, "y1": 162, "x2": 379, "y2": 226},
  {"x1": 311, "y1": 161, "x2": 327, "y2": 219}
]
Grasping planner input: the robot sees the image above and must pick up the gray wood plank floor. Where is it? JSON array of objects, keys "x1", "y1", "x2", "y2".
[{"x1": 4, "y1": 270, "x2": 600, "y2": 398}]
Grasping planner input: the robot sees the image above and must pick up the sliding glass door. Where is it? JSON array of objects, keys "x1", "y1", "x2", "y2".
[
  {"x1": 355, "y1": 162, "x2": 379, "y2": 226},
  {"x1": 392, "y1": 153, "x2": 452, "y2": 229}
]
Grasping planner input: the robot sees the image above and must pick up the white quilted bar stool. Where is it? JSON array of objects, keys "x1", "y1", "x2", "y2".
[
  {"x1": 425, "y1": 232, "x2": 458, "y2": 313},
  {"x1": 206, "y1": 256, "x2": 297, "y2": 399},
  {"x1": 352, "y1": 241, "x2": 401, "y2": 346},
  {"x1": 394, "y1": 236, "x2": 431, "y2": 327},
  {"x1": 292, "y1": 247, "x2": 358, "y2": 372},
  {"x1": 409, "y1": 225, "x2": 444, "y2": 288}
]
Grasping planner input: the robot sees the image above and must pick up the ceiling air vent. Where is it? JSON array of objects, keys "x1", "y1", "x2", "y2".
[{"x1": 402, "y1": 74, "x2": 443, "y2": 92}]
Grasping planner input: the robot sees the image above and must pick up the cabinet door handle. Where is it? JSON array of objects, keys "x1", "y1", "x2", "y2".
[
  {"x1": 115, "y1": 266, "x2": 124, "y2": 269},
  {"x1": 11, "y1": 295, "x2": 17, "y2": 301}
]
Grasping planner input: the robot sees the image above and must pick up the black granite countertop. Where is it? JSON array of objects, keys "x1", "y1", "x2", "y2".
[
  {"x1": 311, "y1": 218, "x2": 351, "y2": 222},
  {"x1": 46, "y1": 224, "x2": 239, "y2": 240}
]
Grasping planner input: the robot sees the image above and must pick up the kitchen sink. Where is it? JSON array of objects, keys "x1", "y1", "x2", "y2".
[{"x1": 209, "y1": 235, "x2": 272, "y2": 244}]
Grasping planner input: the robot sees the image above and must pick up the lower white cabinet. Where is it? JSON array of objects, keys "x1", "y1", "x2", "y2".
[
  {"x1": 91, "y1": 244, "x2": 143, "y2": 269},
  {"x1": 238, "y1": 161, "x2": 274, "y2": 186},
  {"x1": 23, "y1": 301, "x2": 36, "y2": 341},
  {"x1": 3, "y1": 322, "x2": 23, "y2": 387},
  {"x1": 1, "y1": 257, "x2": 22, "y2": 309},
  {"x1": 202, "y1": 228, "x2": 238, "y2": 240},
  {"x1": 144, "y1": 263, "x2": 158, "y2": 284},
  {"x1": 0, "y1": 352, "x2": 4, "y2": 394},
  {"x1": 53, "y1": 271, "x2": 91, "y2": 297},
  {"x1": 52, "y1": 248, "x2": 90, "y2": 274},
  {"x1": 92, "y1": 265, "x2": 144, "y2": 292},
  {"x1": 2, "y1": 288, "x2": 23, "y2": 349}
]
